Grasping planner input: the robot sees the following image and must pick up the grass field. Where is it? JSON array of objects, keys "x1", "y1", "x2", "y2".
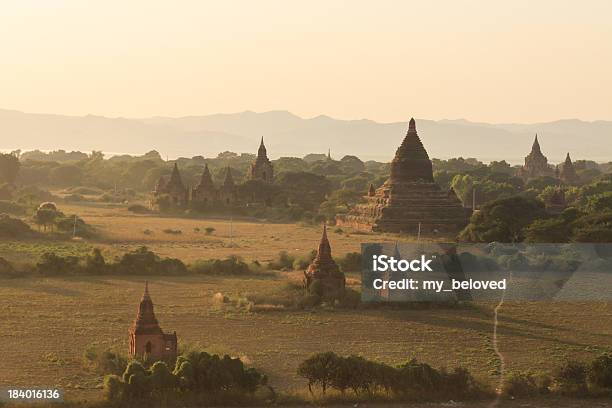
[
  {"x1": 0, "y1": 275, "x2": 610, "y2": 402},
  {"x1": 2, "y1": 202, "x2": 440, "y2": 263},
  {"x1": 1, "y1": 202, "x2": 611, "y2": 404}
]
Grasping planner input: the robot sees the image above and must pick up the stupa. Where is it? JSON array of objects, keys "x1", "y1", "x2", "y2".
[
  {"x1": 303, "y1": 225, "x2": 345, "y2": 298},
  {"x1": 336, "y1": 118, "x2": 468, "y2": 233},
  {"x1": 559, "y1": 153, "x2": 579, "y2": 184}
]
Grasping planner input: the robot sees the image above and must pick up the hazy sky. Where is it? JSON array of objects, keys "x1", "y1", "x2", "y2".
[{"x1": 1, "y1": 0, "x2": 611, "y2": 123}]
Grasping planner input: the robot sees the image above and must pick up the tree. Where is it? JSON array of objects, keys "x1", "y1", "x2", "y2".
[
  {"x1": 49, "y1": 164, "x2": 83, "y2": 186},
  {"x1": 524, "y1": 218, "x2": 571, "y2": 243},
  {"x1": 33, "y1": 208, "x2": 59, "y2": 232},
  {"x1": 297, "y1": 352, "x2": 340, "y2": 395},
  {"x1": 584, "y1": 191, "x2": 612, "y2": 213},
  {"x1": 0, "y1": 153, "x2": 20, "y2": 184},
  {"x1": 459, "y1": 196, "x2": 546, "y2": 242},
  {"x1": 588, "y1": 354, "x2": 612, "y2": 389},
  {"x1": 275, "y1": 171, "x2": 331, "y2": 211},
  {"x1": 86, "y1": 248, "x2": 106, "y2": 273},
  {"x1": 339, "y1": 155, "x2": 365, "y2": 174},
  {"x1": 571, "y1": 211, "x2": 612, "y2": 242}
]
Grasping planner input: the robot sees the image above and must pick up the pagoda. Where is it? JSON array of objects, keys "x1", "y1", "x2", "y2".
[
  {"x1": 219, "y1": 166, "x2": 237, "y2": 205},
  {"x1": 248, "y1": 137, "x2": 274, "y2": 182},
  {"x1": 303, "y1": 225, "x2": 346, "y2": 298},
  {"x1": 518, "y1": 134, "x2": 554, "y2": 180},
  {"x1": 191, "y1": 164, "x2": 217, "y2": 204},
  {"x1": 559, "y1": 153, "x2": 579, "y2": 184},
  {"x1": 128, "y1": 282, "x2": 177, "y2": 363},
  {"x1": 336, "y1": 118, "x2": 468, "y2": 233},
  {"x1": 153, "y1": 162, "x2": 188, "y2": 206}
]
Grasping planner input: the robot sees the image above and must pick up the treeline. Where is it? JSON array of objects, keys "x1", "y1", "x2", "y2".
[
  {"x1": 459, "y1": 175, "x2": 612, "y2": 243},
  {"x1": 0, "y1": 246, "x2": 362, "y2": 279},
  {"x1": 298, "y1": 352, "x2": 482, "y2": 401},
  {"x1": 103, "y1": 351, "x2": 270, "y2": 407},
  {"x1": 0, "y1": 202, "x2": 93, "y2": 238},
  {"x1": 297, "y1": 352, "x2": 612, "y2": 402},
  {"x1": 93, "y1": 348, "x2": 612, "y2": 406}
]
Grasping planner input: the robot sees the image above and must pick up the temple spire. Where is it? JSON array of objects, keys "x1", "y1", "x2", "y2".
[
  {"x1": 168, "y1": 162, "x2": 184, "y2": 187},
  {"x1": 391, "y1": 117, "x2": 433, "y2": 182},
  {"x1": 318, "y1": 224, "x2": 331, "y2": 257},
  {"x1": 131, "y1": 281, "x2": 161, "y2": 334},
  {"x1": 257, "y1": 137, "x2": 267, "y2": 158},
  {"x1": 223, "y1": 166, "x2": 234, "y2": 187},
  {"x1": 532, "y1": 134, "x2": 541, "y2": 153}
]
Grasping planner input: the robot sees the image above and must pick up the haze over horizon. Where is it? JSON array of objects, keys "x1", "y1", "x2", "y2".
[
  {"x1": 1, "y1": 1, "x2": 611, "y2": 123},
  {"x1": 1, "y1": 108, "x2": 610, "y2": 164}
]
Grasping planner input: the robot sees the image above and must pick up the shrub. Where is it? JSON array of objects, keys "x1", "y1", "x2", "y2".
[
  {"x1": 267, "y1": 251, "x2": 295, "y2": 270},
  {"x1": 552, "y1": 360, "x2": 588, "y2": 395},
  {"x1": 128, "y1": 204, "x2": 151, "y2": 214},
  {"x1": 190, "y1": 255, "x2": 252, "y2": 275},
  {"x1": 85, "y1": 248, "x2": 107, "y2": 274},
  {"x1": 162, "y1": 228, "x2": 182, "y2": 235},
  {"x1": 292, "y1": 250, "x2": 316, "y2": 270},
  {"x1": 113, "y1": 246, "x2": 187, "y2": 275},
  {"x1": 0, "y1": 213, "x2": 32, "y2": 237},
  {"x1": 588, "y1": 354, "x2": 612, "y2": 389},
  {"x1": 337, "y1": 252, "x2": 362, "y2": 273},
  {"x1": 504, "y1": 372, "x2": 540, "y2": 398},
  {"x1": 0, "y1": 257, "x2": 19, "y2": 278},
  {"x1": 205, "y1": 227, "x2": 215, "y2": 235},
  {"x1": 64, "y1": 193, "x2": 84, "y2": 202},
  {"x1": 83, "y1": 345, "x2": 128, "y2": 375},
  {"x1": 65, "y1": 186, "x2": 104, "y2": 196},
  {"x1": 55, "y1": 214, "x2": 95, "y2": 238},
  {"x1": 0, "y1": 200, "x2": 25, "y2": 215},
  {"x1": 36, "y1": 252, "x2": 80, "y2": 275}
]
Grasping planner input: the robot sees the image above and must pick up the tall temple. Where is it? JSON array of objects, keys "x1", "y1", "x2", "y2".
[
  {"x1": 152, "y1": 162, "x2": 188, "y2": 206},
  {"x1": 303, "y1": 225, "x2": 346, "y2": 298},
  {"x1": 248, "y1": 137, "x2": 274, "y2": 182},
  {"x1": 128, "y1": 282, "x2": 177, "y2": 363},
  {"x1": 559, "y1": 152, "x2": 579, "y2": 184},
  {"x1": 336, "y1": 118, "x2": 468, "y2": 233},
  {"x1": 518, "y1": 134, "x2": 554, "y2": 180}
]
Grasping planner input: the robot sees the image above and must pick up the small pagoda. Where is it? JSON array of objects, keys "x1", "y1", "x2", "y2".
[
  {"x1": 191, "y1": 163, "x2": 217, "y2": 204},
  {"x1": 336, "y1": 118, "x2": 468, "y2": 233},
  {"x1": 153, "y1": 162, "x2": 188, "y2": 207},
  {"x1": 248, "y1": 137, "x2": 274, "y2": 182},
  {"x1": 128, "y1": 282, "x2": 177, "y2": 363},
  {"x1": 559, "y1": 153, "x2": 579, "y2": 184},
  {"x1": 303, "y1": 225, "x2": 346, "y2": 299}
]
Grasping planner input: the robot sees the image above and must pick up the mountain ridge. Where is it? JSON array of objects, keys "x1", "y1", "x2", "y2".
[{"x1": 1, "y1": 109, "x2": 610, "y2": 164}]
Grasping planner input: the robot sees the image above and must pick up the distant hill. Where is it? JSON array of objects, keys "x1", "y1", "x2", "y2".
[{"x1": 1, "y1": 109, "x2": 610, "y2": 164}]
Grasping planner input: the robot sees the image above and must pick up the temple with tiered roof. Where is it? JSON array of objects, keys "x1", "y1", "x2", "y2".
[
  {"x1": 248, "y1": 137, "x2": 274, "y2": 182},
  {"x1": 128, "y1": 282, "x2": 177, "y2": 363},
  {"x1": 336, "y1": 118, "x2": 468, "y2": 233},
  {"x1": 152, "y1": 162, "x2": 188, "y2": 207},
  {"x1": 518, "y1": 134, "x2": 554, "y2": 180},
  {"x1": 303, "y1": 225, "x2": 346, "y2": 298}
]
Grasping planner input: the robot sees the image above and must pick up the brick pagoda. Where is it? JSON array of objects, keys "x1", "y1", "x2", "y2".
[{"x1": 336, "y1": 118, "x2": 468, "y2": 233}]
